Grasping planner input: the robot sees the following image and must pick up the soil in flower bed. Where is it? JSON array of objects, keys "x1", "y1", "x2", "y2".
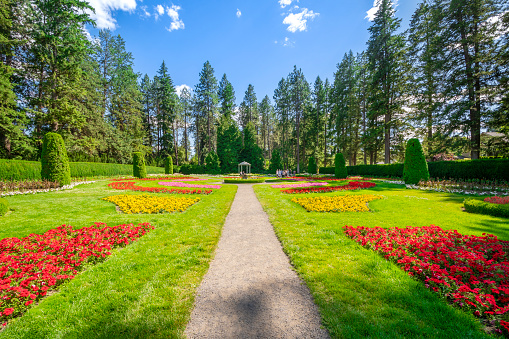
[
  {"x1": 108, "y1": 181, "x2": 212, "y2": 194},
  {"x1": 343, "y1": 225, "x2": 509, "y2": 336},
  {"x1": 0, "y1": 222, "x2": 153, "y2": 324},
  {"x1": 103, "y1": 194, "x2": 200, "y2": 214},
  {"x1": 281, "y1": 181, "x2": 376, "y2": 194}
]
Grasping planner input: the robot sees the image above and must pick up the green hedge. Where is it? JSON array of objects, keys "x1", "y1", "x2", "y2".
[
  {"x1": 321, "y1": 158, "x2": 509, "y2": 181},
  {"x1": 180, "y1": 164, "x2": 205, "y2": 175},
  {"x1": 335, "y1": 153, "x2": 347, "y2": 178},
  {"x1": 403, "y1": 138, "x2": 430, "y2": 185},
  {"x1": 165, "y1": 156, "x2": 173, "y2": 175},
  {"x1": 464, "y1": 199, "x2": 509, "y2": 218},
  {"x1": 223, "y1": 178, "x2": 265, "y2": 184},
  {"x1": 41, "y1": 132, "x2": 71, "y2": 186},
  {"x1": 0, "y1": 198, "x2": 8, "y2": 216},
  {"x1": 0, "y1": 159, "x2": 164, "y2": 180}
]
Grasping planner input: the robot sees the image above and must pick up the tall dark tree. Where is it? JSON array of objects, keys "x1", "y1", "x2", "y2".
[
  {"x1": 218, "y1": 74, "x2": 235, "y2": 119},
  {"x1": 240, "y1": 84, "x2": 258, "y2": 131},
  {"x1": 288, "y1": 66, "x2": 310, "y2": 173},
  {"x1": 194, "y1": 61, "x2": 218, "y2": 157},
  {"x1": 155, "y1": 61, "x2": 177, "y2": 159}
]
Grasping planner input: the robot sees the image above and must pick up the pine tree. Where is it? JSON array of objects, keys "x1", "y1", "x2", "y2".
[
  {"x1": 240, "y1": 122, "x2": 264, "y2": 173},
  {"x1": 194, "y1": 61, "x2": 218, "y2": 157},
  {"x1": 179, "y1": 86, "x2": 192, "y2": 162},
  {"x1": 288, "y1": 66, "x2": 310, "y2": 173},
  {"x1": 274, "y1": 77, "x2": 292, "y2": 169},
  {"x1": 259, "y1": 95, "x2": 273, "y2": 157},
  {"x1": 269, "y1": 149, "x2": 283, "y2": 173},
  {"x1": 155, "y1": 61, "x2": 177, "y2": 159},
  {"x1": 240, "y1": 84, "x2": 258, "y2": 131},
  {"x1": 218, "y1": 74, "x2": 235, "y2": 119}
]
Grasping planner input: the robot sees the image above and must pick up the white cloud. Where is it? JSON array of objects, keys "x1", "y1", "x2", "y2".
[
  {"x1": 274, "y1": 36, "x2": 295, "y2": 47},
  {"x1": 167, "y1": 4, "x2": 184, "y2": 31},
  {"x1": 155, "y1": 4, "x2": 164, "y2": 20},
  {"x1": 176, "y1": 84, "x2": 191, "y2": 96},
  {"x1": 365, "y1": 0, "x2": 398, "y2": 21},
  {"x1": 86, "y1": 0, "x2": 137, "y2": 29},
  {"x1": 236, "y1": 8, "x2": 241, "y2": 18},
  {"x1": 279, "y1": 0, "x2": 297, "y2": 8},
  {"x1": 282, "y1": 8, "x2": 319, "y2": 33}
]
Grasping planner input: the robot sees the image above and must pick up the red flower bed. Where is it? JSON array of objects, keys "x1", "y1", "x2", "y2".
[
  {"x1": 110, "y1": 176, "x2": 198, "y2": 181},
  {"x1": 343, "y1": 225, "x2": 509, "y2": 335},
  {"x1": 108, "y1": 182, "x2": 212, "y2": 195},
  {"x1": 0, "y1": 222, "x2": 153, "y2": 322},
  {"x1": 485, "y1": 196, "x2": 509, "y2": 205},
  {"x1": 281, "y1": 181, "x2": 376, "y2": 194}
]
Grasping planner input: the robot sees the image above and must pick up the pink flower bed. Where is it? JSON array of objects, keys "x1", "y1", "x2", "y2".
[
  {"x1": 158, "y1": 182, "x2": 221, "y2": 189},
  {"x1": 173, "y1": 178, "x2": 203, "y2": 182},
  {"x1": 270, "y1": 182, "x2": 328, "y2": 188}
]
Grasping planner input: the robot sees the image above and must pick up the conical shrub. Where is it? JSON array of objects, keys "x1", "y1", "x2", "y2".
[
  {"x1": 335, "y1": 153, "x2": 347, "y2": 178},
  {"x1": 165, "y1": 156, "x2": 173, "y2": 174},
  {"x1": 403, "y1": 138, "x2": 430, "y2": 185},
  {"x1": 133, "y1": 152, "x2": 147, "y2": 178},
  {"x1": 308, "y1": 156, "x2": 317, "y2": 174},
  {"x1": 41, "y1": 132, "x2": 71, "y2": 186}
]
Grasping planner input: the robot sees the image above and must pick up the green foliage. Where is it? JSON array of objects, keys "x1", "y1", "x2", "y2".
[
  {"x1": 223, "y1": 178, "x2": 265, "y2": 184},
  {"x1": 334, "y1": 153, "x2": 347, "y2": 178},
  {"x1": 269, "y1": 149, "x2": 283, "y2": 173},
  {"x1": 179, "y1": 163, "x2": 205, "y2": 175},
  {"x1": 240, "y1": 122, "x2": 264, "y2": 172},
  {"x1": 217, "y1": 115, "x2": 241, "y2": 173},
  {"x1": 403, "y1": 138, "x2": 430, "y2": 185},
  {"x1": 346, "y1": 163, "x2": 404, "y2": 178},
  {"x1": 41, "y1": 133, "x2": 71, "y2": 186},
  {"x1": 464, "y1": 199, "x2": 509, "y2": 219},
  {"x1": 0, "y1": 197, "x2": 8, "y2": 216},
  {"x1": 132, "y1": 152, "x2": 147, "y2": 178},
  {"x1": 307, "y1": 156, "x2": 317, "y2": 174},
  {"x1": 204, "y1": 151, "x2": 221, "y2": 174},
  {"x1": 427, "y1": 159, "x2": 509, "y2": 181},
  {"x1": 165, "y1": 156, "x2": 173, "y2": 175}
]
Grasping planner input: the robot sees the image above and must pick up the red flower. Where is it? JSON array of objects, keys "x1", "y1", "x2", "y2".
[{"x1": 3, "y1": 308, "x2": 13, "y2": 316}]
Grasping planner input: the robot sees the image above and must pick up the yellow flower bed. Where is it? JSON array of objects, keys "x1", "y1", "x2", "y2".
[
  {"x1": 103, "y1": 194, "x2": 200, "y2": 214},
  {"x1": 292, "y1": 194, "x2": 382, "y2": 212}
]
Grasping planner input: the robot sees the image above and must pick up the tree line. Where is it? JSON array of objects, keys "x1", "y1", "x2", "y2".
[{"x1": 0, "y1": 0, "x2": 508, "y2": 173}]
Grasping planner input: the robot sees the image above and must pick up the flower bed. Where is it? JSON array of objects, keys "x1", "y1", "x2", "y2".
[
  {"x1": 407, "y1": 179, "x2": 509, "y2": 196},
  {"x1": 292, "y1": 194, "x2": 382, "y2": 212},
  {"x1": 0, "y1": 222, "x2": 153, "y2": 322},
  {"x1": 110, "y1": 176, "x2": 198, "y2": 181},
  {"x1": 281, "y1": 181, "x2": 376, "y2": 194},
  {"x1": 485, "y1": 196, "x2": 509, "y2": 205},
  {"x1": 107, "y1": 182, "x2": 212, "y2": 195},
  {"x1": 271, "y1": 182, "x2": 328, "y2": 189},
  {"x1": 103, "y1": 195, "x2": 200, "y2": 214},
  {"x1": 0, "y1": 181, "x2": 95, "y2": 197},
  {"x1": 343, "y1": 225, "x2": 509, "y2": 335},
  {"x1": 158, "y1": 182, "x2": 221, "y2": 189}
]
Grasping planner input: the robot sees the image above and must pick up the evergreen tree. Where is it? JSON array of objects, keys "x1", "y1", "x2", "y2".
[
  {"x1": 288, "y1": 66, "x2": 310, "y2": 173},
  {"x1": 240, "y1": 84, "x2": 258, "y2": 131},
  {"x1": 218, "y1": 74, "x2": 235, "y2": 119},
  {"x1": 240, "y1": 122, "x2": 264, "y2": 173},
  {"x1": 204, "y1": 150, "x2": 221, "y2": 174},
  {"x1": 216, "y1": 114, "x2": 241, "y2": 173},
  {"x1": 179, "y1": 87, "x2": 192, "y2": 162},
  {"x1": 194, "y1": 61, "x2": 218, "y2": 157},
  {"x1": 268, "y1": 149, "x2": 283, "y2": 173},
  {"x1": 274, "y1": 77, "x2": 292, "y2": 169},
  {"x1": 155, "y1": 61, "x2": 177, "y2": 159},
  {"x1": 259, "y1": 95, "x2": 273, "y2": 157}
]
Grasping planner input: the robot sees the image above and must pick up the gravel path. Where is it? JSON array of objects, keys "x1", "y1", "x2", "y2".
[{"x1": 185, "y1": 184, "x2": 329, "y2": 339}]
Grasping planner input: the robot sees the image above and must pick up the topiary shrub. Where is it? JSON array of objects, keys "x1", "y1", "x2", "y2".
[
  {"x1": 464, "y1": 199, "x2": 509, "y2": 218},
  {"x1": 335, "y1": 153, "x2": 347, "y2": 178},
  {"x1": 41, "y1": 132, "x2": 71, "y2": 186},
  {"x1": 132, "y1": 152, "x2": 147, "y2": 178},
  {"x1": 403, "y1": 138, "x2": 430, "y2": 185},
  {"x1": 0, "y1": 198, "x2": 8, "y2": 216},
  {"x1": 165, "y1": 156, "x2": 173, "y2": 175},
  {"x1": 308, "y1": 156, "x2": 317, "y2": 175}
]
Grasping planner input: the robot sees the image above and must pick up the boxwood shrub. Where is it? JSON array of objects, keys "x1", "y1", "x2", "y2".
[
  {"x1": 335, "y1": 153, "x2": 347, "y2": 178},
  {"x1": 165, "y1": 156, "x2": 173, "y2": 175},
  {"x1": 41, "y1": 132, "x2": 71, "y2": 186},
  {"x1": 0, "y1": 198, "x2": 8, "y2": 216},
  {"x1": 403, "y1": 138, "x2": 430, "y2": 185},
  {"x1": 132, "y1": 152, "x2": 147, "y2": 179},
  {"x1": 464, "y1": 199, "x2": 509, "y2": 218}
]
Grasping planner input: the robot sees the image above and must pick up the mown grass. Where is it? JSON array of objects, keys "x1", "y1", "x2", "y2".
[
  {"x1": 0, "y1": 179, "x2": 236, "y2": 338},
  {"x1": 254, "y1": 181, "x2": 504, "y2": 338}
]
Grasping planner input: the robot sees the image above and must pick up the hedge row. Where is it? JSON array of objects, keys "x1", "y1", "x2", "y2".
[
  {"x1": 464, "y1": 199, "x2": 509, "y2": 218},
  {"x1": 223, "y1": 178, "x2": 265, "y2": 184},
  {"x1": 319, "y1": 158, "x2": 509, "y2": 181},
  {"x1": 0, "y1": 198, "x2": 8, "y2": 216},
  {"x1": 0, "y1": 159, "x2": 164, "y2": 180}
]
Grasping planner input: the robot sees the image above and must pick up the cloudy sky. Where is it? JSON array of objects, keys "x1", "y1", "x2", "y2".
[{"x1": 85, "y1": 0, "x2": 420, "y2": 102}]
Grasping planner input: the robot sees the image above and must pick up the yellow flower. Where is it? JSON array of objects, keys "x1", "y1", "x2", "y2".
[
  {"x1": 292, "y1": 194, "x2": 382, "y2": 212},
  {"x1": 103, "y1": 194, "x2": 200, "y2": 214}
]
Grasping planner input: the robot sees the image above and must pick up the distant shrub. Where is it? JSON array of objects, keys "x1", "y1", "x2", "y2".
[
  {"x1": 427, "y1": 158, "x2": 509, "y2": 181},
  {"x1": 335, "y1": 153, "x2": 347, "y2": 178},
  {"x1": 0, "y1": 198, "x2": 8, "y2": 216},
  {"x1": 223, "y1": 178, "x2": 265, "y2": 184},
  {"x1": 165, "y1": 156, "x2": 173, "y2": 175},
  {"x1": 41, "y1": 133, "x2": 71, "y2": 186},
  {"x1": 308, "y1": 156, "x2": 317, "y2": 175},
  {"x1": 464, "y1": 199, "x2": 509, "y2": 218},
  {"x1": 180, "y1": 164, "x2": 205, "y2": 175},
  {"x1": 403, "y1": 138, "x2": 430, "y2": 185},
  {"x1": 318, "y1": 166, "x2": 335, "y2": 175},
  {"x1": 132, "y1": 152, "x2": 147, "y2": 179}
]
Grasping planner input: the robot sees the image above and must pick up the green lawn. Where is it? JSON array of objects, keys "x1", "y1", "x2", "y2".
[
  {"x1": 0, "y1": 179, "x2": 236, "y2": 338},
  {"x1": 254, "y1": 181, "x2": 504, "y2": 338}
]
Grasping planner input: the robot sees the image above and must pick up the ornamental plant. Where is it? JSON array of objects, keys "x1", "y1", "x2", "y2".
[
  {"x1": 107, "y1": 181, "x2": 212, "y2": 195},
  {"x1": 0, "y1": 197, "x2": 8, "y2": 216},
  {"x1": 335, "y1": 153, "x2": 347, "y2": 179},
  {"x1": 281, "y1": 181, "x2": 376, "y2": 194},
  {"x1": 403, "y1": 138, "x2": 429, "y2": 185},
  {"x1": 132, "y1": 152, "x2": 147, "y2": 179},
  {"x1": 159, "y1": 182, "x2": 221, "y2": 189},
  {"x1": 293, "y1": 194, "x2": 382, "y2": 212},
  {"x1": 41, "y1": 132, "x2": 71, "y2": 186},
  {"x1": 165, "y1": 156, "x2": 173, "y2": 175},
  {"x1": 271, "y1": 182, "x2": 327, "y2": 189},
  {"x1": 308, "y1": 156, "x2": 317, "y2": 174},
  {"x1": 103, "y1": 195, "x2": 200, "y2": 214}
]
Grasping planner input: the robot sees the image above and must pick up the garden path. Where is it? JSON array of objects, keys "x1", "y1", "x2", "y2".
[{"x1": 185, "y1": 184, "x2": 329, "y2": 339}]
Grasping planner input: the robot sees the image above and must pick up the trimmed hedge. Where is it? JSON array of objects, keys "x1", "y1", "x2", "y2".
[
  {"x1": 335, "y1": 153, "x2": 347, "y2": 178},
  {"x1": 132, "y1": 152, "x2": 147, "y2": 179},
  {"x1": 180, "y1": 164, "x2": 205, "y2": 175},
  {"x1": 464, "y1": 199, "x2": 509, "y2": 218},
  {"x1": 0, "y1": 198, "x2": 8, "y2": 216},
  {"x1": 223, "y1": 178, "x2": 265, "y2": 184},
  {"x1": 41, "y1": 133, "x2": 71, "y2": 186},
  {"x1": 0, "y1": 159, "x2": 164, "y2": 180},
  {"x1": 319, "y1": 166, "x2": 335, "y2": 175},
  {"x1": 165, "y1": 156, "x2": 173, "y2": 175},
  {"x1": 403, "y1": 139, "x2": 430, "y2": 185}
]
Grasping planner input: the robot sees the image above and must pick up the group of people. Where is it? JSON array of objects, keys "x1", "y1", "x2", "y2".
[{"x1": 276, "y1": 169, "x2": 291, "y2": 178}]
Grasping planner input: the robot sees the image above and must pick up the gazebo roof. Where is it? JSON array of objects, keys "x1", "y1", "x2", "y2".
[{"x1": 238, "y1": 161, "x2": 251, "y2": 166}]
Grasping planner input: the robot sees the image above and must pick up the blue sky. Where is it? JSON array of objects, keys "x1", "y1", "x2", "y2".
[{"x1": 86, "y1": 0, "x2": 421, "y2": 104}]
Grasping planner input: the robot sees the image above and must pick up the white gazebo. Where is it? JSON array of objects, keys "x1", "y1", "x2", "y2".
[{"x1": 238, "y1": 161, "x2": 251, "y2": 176}]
